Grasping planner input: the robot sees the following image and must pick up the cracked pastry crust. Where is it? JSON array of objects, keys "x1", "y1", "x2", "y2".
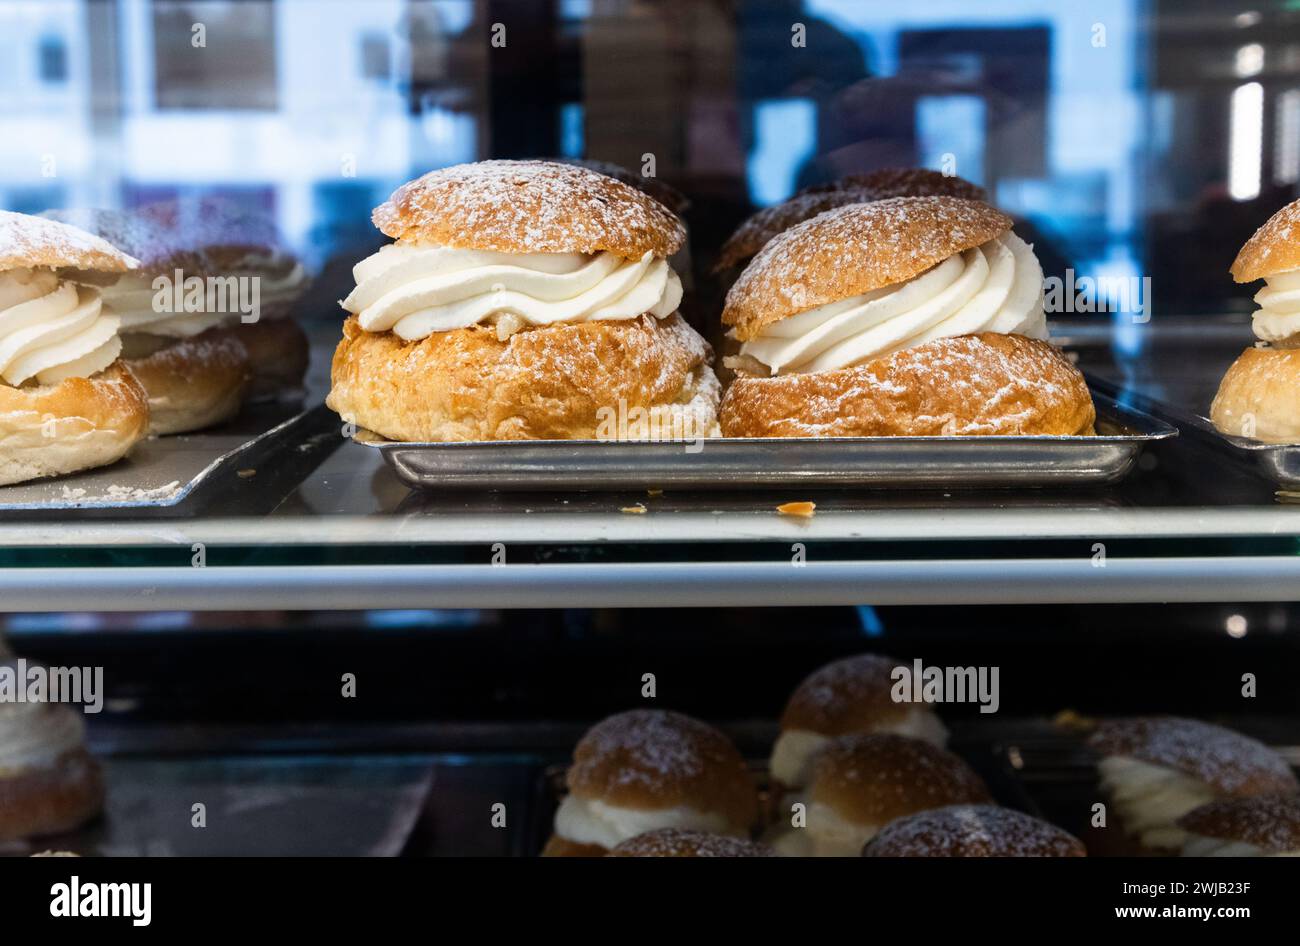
[
  {"x1": 327, "y1": 313, "x2": 719, "y2": 442},
  {"x1": 719, "y1": 332, "x2": 1095, "y2": 438}
]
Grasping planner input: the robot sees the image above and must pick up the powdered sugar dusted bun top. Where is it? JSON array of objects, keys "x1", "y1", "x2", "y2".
[
  {"x1": 372, "y1": 160, "x2": 685, "y2": 258},
  {"x1": 1177, "y1": 793, "x2": 1300, "y2": 854},
  {"x1": 1232, "y1": 198, "x2": 1300, "y2": 283},
  {"x1": 567, "y1": 709, "x2": 757, "y2": 829},
  {"x1": 559, "y1": 158, "x2": 690, "y2": 215},
  {"x1": 0, "y1": 210, "x2": 138, "y2": 274},
  {"x1": 723, "y1": 197, "x2": 1013, "y2": 343},
  {"x1": 863, "y1": 804, "x2": 1086, "y2": 857},
  {"x1": 1088, "y1": 717, "x2": 1298, "y2": 797},
  {"x1": 717, "y1": 171, "x2": 986, "y2": 273},
  {"x1": 809, "y1": 732, "x2": 992, "y2": 826},
  {"x1": 39, "y1": 207, "x2": 207, "y2": 278},
  {"x1": 609, "y1": 828, "x2": 776, "y2": 857},
  {"x1": 780, "y1": 654, "x2": 914, "y2": 734},
  {"x1": 798, "y1": 168, "x2": 986, "y2": 201},
  {"x1": 346, "y1": 161, "x2": 687, "y2": 342}
]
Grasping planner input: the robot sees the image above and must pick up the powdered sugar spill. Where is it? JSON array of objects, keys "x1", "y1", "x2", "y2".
[{"x1": 59, "y1": 480, "x2": 181, "y2": 505}]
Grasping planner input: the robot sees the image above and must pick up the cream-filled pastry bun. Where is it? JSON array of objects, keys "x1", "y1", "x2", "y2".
[
  {"x1": 41, "y1": 208, "x2": 251, "y2": 434},
  {"x1": 542, "y1": 709, "x2": 758, "y2": 857},
  {"x1": 328, "y1": 160, "x2": 719, "y2": 443},
  {"x1": 716, "y1": 168, "x2": 984, "y2": 274},
  {"x1": 1088, "y1": 717, "x2": 1298, "y2": 853},
  {"x1": 1213, "y1": 199, "x2": 1300, "y2": 441},
  {"x1": 766, "y1": 733, "x2": 991, "y2": 857},
  {"x1": 608, "y1": 828, "x2": 776, "y2": 857},
  {"x1": 0, "y1": 689, "x2": 104, "y2": 841},
  {"x1": 862, "y1": 804, "x2": 1086, "y2": 857},
  {"x1": 771, "y1": 654, "x2": 948, "y2": 791},
  {"x1": 1178, "y1": 793, "x2": 1300, "y2": 857},
  {"x1": 146, "y1": 198, "x2": 311, "y2": 401},
  {"x1": 0, "y1": 211, "x2": 149, "y2": 485},
  {"x1": 719, "y1": 197, "x2": 1095, "y2": 438}
]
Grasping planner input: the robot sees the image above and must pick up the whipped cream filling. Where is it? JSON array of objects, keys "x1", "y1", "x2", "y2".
[
  {"x1": 103, "y1": 274, "x2": 229, "y2": 338},
  {"x1": 769, "y1": 709, "x2": 950, "y2": 789},
  {"x1": 0, "y1": 700, "x2": 86, "y2": 775},
  {"x1": 1099, "y1": 756, "x2": 1219, "y2": 850},
  {"x1": 341, "y1": 244, "x2": 682, "y2": 341},
  {"x1": 1181, "y1": 834, "x2": 1300, "y2": 857},
  {"x1": 739, "y1": 232, "x2": 1047, "y2": 376},
  {"x1": 0, "y1": 268, "x2": 122, "y2": 386},
  {"x1": 223, "y1": 251, "x2": 308, "y2": 308},
  {"x1": 553, "y1": 794, "x2": 734, "y2": 850},
  {"x1": 1251, "y1": 268, "x2": 1300, "y2": 343}
]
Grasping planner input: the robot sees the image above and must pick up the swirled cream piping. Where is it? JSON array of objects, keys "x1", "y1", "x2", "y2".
[
  {"x1": 219, "y1": 250, "x2": 309, "y2": 311},
  {"x1": 100, "y1": 274, "x2": 230, "y2": 338},
  {"x1": 341, "y1": 244, "x2": 683, "y2": 341},
  {"x1": 0, "y1": 700, "x2": 86, "y2": 774},
  {"x1": 0, "y1": 268, "x2": 123, "y2": 386},
  {"x1": 1250, "y1": 268, "x2": 1300, "y2": 344},
  {"x1": 1098, "y1": 756, "x2": 1218, "y2": 850},
  {"x1": 738, "y1": 232, "x2": 1048, "y2": 376}
]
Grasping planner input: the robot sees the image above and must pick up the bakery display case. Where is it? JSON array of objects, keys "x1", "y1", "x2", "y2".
[{"x1": 3, "y1": 0, "x2": 1300, "y2": 889}]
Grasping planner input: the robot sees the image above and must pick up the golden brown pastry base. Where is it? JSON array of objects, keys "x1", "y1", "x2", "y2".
[
  {"x1": 1211, "y1": 346, "x2": 1300, "y2": 443},
  {"x1": 232, "y1": 317, "x2": 309, "y2": 401},
  {"x1": 720, "y1": 333, "x2": 1095, "y2": 438},
  {"x1": 123, "y1": 327, "x2": 249, "y2": 435},
  {"x1": 0, "y1": 362, "x2": 149, "y2": 486},
  {"x1": 327, "y1": 313, "x2": 719, "y2": 443},
  {"x1": 0, "y1": 748, "x2": 104, "y2": 842}
]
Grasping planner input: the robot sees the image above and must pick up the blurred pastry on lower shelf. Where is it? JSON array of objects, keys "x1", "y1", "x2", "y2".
[
  {"x1": 862, "y1": 804, "x2": 1086, "y2": 857},
  {"x1": 770, "y1": 653, "x2": 948, "y2": 791},
  {"x1": 0, "y1": 689, "x2": 104, "y2": 842},
  {"x1": 1178, "y1": 793, "x2": 1300, "y2": 857},
  {"x1": 1088, "y1": 716, "x2": 1298, "y2": 854},
  {"x1": 542, "y1": 709, "x2": 757, "y2": 856},
  {"x1": 766, "y1": 732, "x2": 991, "y2": 857},
  {"x1": 608, "y1": 828, "x2": 775, "y2": 857}
]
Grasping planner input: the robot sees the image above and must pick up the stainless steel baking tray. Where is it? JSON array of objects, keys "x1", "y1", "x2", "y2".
[
  {"x1": 1180, "y1": 411, "x2": 1300, "y2": 489},
  {"x1": 357, "y1": 393, "x2": 1175, "y2": 491},
  {"x1": 0, "y1": 402, "x2": 341, "y2": 515},
  {"x1": 1088, "y1": 378, "x2": 1300, "y2": 490}
]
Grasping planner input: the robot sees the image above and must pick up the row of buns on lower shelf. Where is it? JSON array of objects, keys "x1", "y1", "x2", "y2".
[
  {"x1": 1, "y1": 650, "x2": 1296, "y2": 857},
  {"x1": 542, "y1": 654, "x2": 1300, "y2": 858}
]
